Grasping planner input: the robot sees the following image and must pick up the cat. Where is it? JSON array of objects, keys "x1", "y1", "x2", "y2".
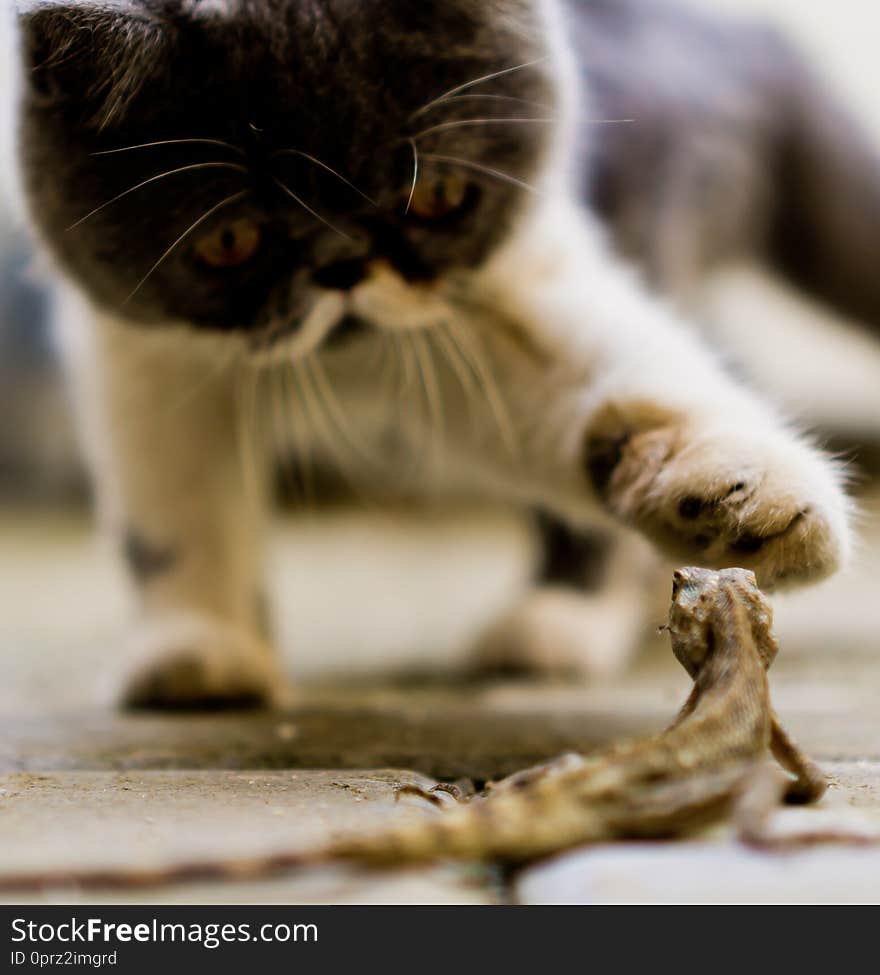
[{"x1": 12, "y1": 0, "x2": 875, "y2": 707}]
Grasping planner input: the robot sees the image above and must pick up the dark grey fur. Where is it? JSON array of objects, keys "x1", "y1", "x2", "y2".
[
  {"x1": 122, "y1": 528, "x2": 178, "y2": 582},
  {"x1": 17, "y1": 0, "x2": 552, "y2": 335}
]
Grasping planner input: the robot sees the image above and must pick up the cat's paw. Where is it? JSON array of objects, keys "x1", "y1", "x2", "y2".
[
  {"x1": 471, "y1": 587, "x2": 644, "y2": 680},
  {"x1": 120, "y1": 613, "x2": 290, "y2": 710},
  {"x1": 585, "y1": 412, "x2": 851, "y2": 588}
]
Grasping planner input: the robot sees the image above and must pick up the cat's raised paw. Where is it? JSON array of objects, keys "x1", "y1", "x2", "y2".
[
  {"x1": 586, "y1": 417, "x2": 851, "y2": 588},
  {"x1": 120, "y1": 613, "x2": 289, "y2": 711}
]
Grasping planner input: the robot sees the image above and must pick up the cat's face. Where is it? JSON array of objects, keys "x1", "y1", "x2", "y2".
[{"x1": 18, "y1": 0, "x2": 556, "y2": 354}]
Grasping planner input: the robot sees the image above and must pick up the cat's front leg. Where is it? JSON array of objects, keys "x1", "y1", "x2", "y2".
[
  {"x1": 62, "y1": 298, "x2": 286, "y2": 709},
  {"x1": 474, "y1": 205, "x2": 852, "y2": 591}
]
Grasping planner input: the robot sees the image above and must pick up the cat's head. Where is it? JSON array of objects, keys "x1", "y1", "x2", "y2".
[{"x1": 17, "y1": 0, "x2": 562, "y2": 355}]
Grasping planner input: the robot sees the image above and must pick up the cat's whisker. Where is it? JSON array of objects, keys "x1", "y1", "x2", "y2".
[
  {"x1": 392, "y1": 334, "x2": 423, "y2": 484},
  {"x1": 387, "y1": 330, "x2": 421, "y2": 483},
  {"x1": 122, "y1": 190, "x2": 249, "y2": 306},
  {"x1": 445, "y1": 320, "x2": 519, "y2": 461},
  {"x1": 442, "y1": 93, "x2": 555, "y2": 113},
  {"x1": 163, "y1": 342, "x2": 239, "y2": 419},
  {"x1": 378, "y1": 332, "x2": 397, "y2": 414},
  {"x1": 67, "y1": 161, "x2": 248, "y2": 231},
  {"x1": 256, "y1": 366, "x2": 275, "y2": 508},
  {"x1": 233, "y1": 364, "x2": 250, "y2": 506},
  {"x1": 405, "y1": 139, "x2": 420, "y2": 215},
  {"x1": 432, "y1": 324, "x2": 480, "y2": 426},
  {"x1": 273, "y1": 361, "x2": 312, "y2": 507},
  {"x1": 92, "y1": 138, "x2": 246, "y2": 156},
  {"x1": 272, "y1": 149, "x2": 377, "y2": 206},
  {"x1": 262, "y1": 363, "x2": 281, "y2": 495},
  {"x1": 403, "y1": 332, "x2": 431, "y2": 469},
  {"x1": 235, "y1": 359, "x2": 266, "y2": 514},
  {"x1": 290, "y1": 359, "x2": 326, "y2": 473},
  {"x1": 305, "y1": 355, "x2": 378, "y2": 469},
  {"x1": 411, "y1": 330, "x2": 445, "y2": 468},
  {"x1": 272, "y1": 177, "x2": 352, "y2": 241},
  {"x1": 398, "y1": 330, "x2": 419, "y2": 395},
  {"x1": 292, "y1": 359, "x2": 334, "y2": 470},
  {"x1": 266, "y1": 363, "x2": 293, "y2": 502},
  {"x1": 409, "y1": 57, "x2": 549, "y2": 120},
  {"x1": 420, "y1": 153, "x2": 538, "y2": 194},
  {"x1": 379, "y1": 332, "x2": 398, "y2": 401},
  {"x1": 409, "y1": 116, "x2": 557, "y2": 142},
  {"x1": 295, "y1": 359, "x2": 366, "y2": 498},
  {"x1": 285, "y1": 362, "x2": 318, "y2": 506},
  {"x1": 367, "y1": 326, "x2": 390, "y2": 374},
  {"x1": 398, "y1": 333, "x2": 423, "y2": 480}
]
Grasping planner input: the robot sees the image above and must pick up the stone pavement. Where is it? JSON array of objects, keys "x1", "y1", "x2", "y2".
[{"x1": 0, "y1": 495, "x2": 879, "y2": 904}]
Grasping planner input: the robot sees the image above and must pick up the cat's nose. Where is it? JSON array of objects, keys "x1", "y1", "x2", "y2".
[{"x1": 313, "y1": 259, "x2": 367, "y2": 291}]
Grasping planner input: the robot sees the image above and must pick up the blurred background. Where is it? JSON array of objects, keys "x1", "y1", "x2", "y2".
[{"x1": 1, "y1": 0, "x2": 879, "y2": 704}]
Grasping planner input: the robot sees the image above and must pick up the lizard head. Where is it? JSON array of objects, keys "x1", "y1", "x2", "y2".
[{"x1": 667, "y1": 566, "x2": 776, "y2": 677}]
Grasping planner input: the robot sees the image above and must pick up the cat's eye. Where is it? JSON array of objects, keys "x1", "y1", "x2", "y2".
[
  {"x1": 407, "y1": 174, "x2": 471, "y2": 221},
  {"x1": 194, "y1": 218, "x2": 261, "y2": 268}
]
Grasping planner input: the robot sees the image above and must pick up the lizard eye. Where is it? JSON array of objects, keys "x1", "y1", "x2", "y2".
[
  {"x1": 195, "y1": 217, "x2": 261, "y2": 268},
  {"x1": 407, "y1": 173, "x2": 472, "y2": 221}
]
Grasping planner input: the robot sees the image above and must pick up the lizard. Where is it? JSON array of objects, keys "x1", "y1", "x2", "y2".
[{"x1": 0, "y1": 567, "x2": 836, "y2": 891}]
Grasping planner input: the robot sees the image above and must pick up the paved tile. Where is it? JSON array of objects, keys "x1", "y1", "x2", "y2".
[{"x1": 0, "y1": 770, "x2": 496, "y2": 905}]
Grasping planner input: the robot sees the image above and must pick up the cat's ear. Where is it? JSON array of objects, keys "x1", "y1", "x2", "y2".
[{"x1": 17, "y1": 1, "x2": 168, "y2": 128}]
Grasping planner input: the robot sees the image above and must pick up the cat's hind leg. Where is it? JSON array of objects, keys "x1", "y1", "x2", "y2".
[{"x1": 473, "y1": 524, "x2": 658, "y2": 679}]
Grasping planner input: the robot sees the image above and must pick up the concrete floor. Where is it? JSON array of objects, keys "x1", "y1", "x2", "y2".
[{"x1": 1, "y1": 493, "x2": 879, "y2": 904}]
